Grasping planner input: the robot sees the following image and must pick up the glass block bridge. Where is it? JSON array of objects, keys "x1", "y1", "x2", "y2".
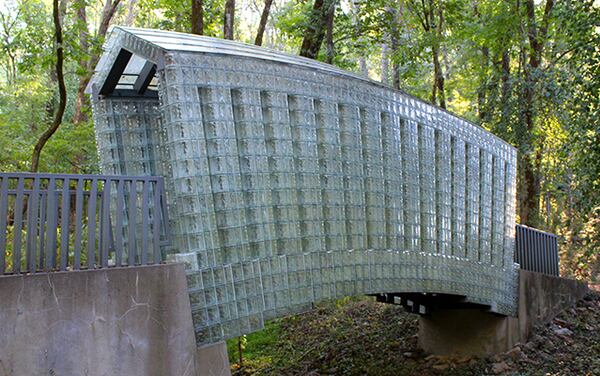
[{"x1": 84, "y1": 27, "x2": 522, "y2": 346}]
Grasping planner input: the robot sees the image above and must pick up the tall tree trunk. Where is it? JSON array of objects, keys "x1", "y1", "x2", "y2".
[
  {"x1": 300, "y1": 0, "x2": 335, "y2": 59},
  {"x1": 191, "y1": 0, "x2": 204, "y2": 35},
  {"x1": 254, "y1": 0, "x2": 273, "y2": 46},
  {"x1": 72, "y1": 0, "x2": 121, "y2": 126},
  {"x1": 499, "y1": 50, "x2": 511, "y2": 126},
  {"x1": 518, "y1": 0, "x2": 554, "y2": 226},
  {"x1": 72, "y1": 1, "x2": 89, "y2": 124},
  {"x1": 351, "y1": 1, "x2": 368, "y2": 76},
  {"x1": 98, "y1": 0, "x2": 121, "y2": 37},
  {"x1": 223, "y1": 0, "x2": 235, "y2": 40},
  {"x1": 477, "y1": 47, "x2": 490, "y2": 121},
  {"x1": 391, "y1": 36, "x2": 400, "y2": 89},
  {"x1": 381, "y1": 43, "x2": 389, "y2": 84},
  {"x1": 125, "y1": 0, "x2": 138, "y2": 26},
  {"x1": 325, "y1": 1, "x2": 335, "y2": 64},
  {"x1": 387, "y1": 2, "x2": 403, "y2": 90},
  {"x1": 31, "y1": 0, "x2": 66, "y2": 172},
  {"x1": 432, "y1": 43, "x2": 445, "y2": 108},
  {"x1": 432, "y1": 0, "x2": 445, "y2": 108}
]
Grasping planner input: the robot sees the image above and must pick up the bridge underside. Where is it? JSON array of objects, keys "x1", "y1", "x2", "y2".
[
  {"x1": 372, "y1": 292, "x2": 492, "y2": 315},
  {"x1": 90, "y1": 27, "x2": 519, "y2": 346}
]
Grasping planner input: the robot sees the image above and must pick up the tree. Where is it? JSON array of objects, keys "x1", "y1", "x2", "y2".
[
  {"x1": 517, "y1": 0, "x2": 555, "y2": 226},
  {"x1": 299, "y1": 0, "x2": 336, "y2": 59},
  {"x1": 254, "y1": 0, "x2": 273, "y2": 46},
  {"x1": 192, "y1": 0, "x2": 204, "y2": 35},
  {"x1": 408, "y1": 0, "x2": 446, "y2": 108},
  {"x1": 72, "y1": 0, "x2": 122, "y2": 125},
  {"x1": 30, "y1": 0, "x2": 66, "y2": 172},
  {"x1": 223, "y1": 0, "x2": 235, "y2": 39}
]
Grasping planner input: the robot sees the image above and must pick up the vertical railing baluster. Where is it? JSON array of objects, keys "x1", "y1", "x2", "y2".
[
  {"x1": 45, "y1": 178, "x2": 58, "y2": 271},
  {"x1": 152, "y1": 179, "x2": 161, "y2": 263},
  {"x1": 115, "y1": 179, "x2": 125, "y2": 266},
  {"x1": 87, "y1": 178, "x2": 98, "y2": 269},
  {"x1": 74, "y1": 178, "x2": 84, "y2": 270},
  {"x1": 515, "y1": 225, "x2": 521, "y2": 264},
  {"x1": 12, "y1": 177, "x2": 25, "y2": 273},
  {"x1": 525, "y1": 231, "x2": 532, "y2": 270},
  {"x1": 158, "y1": 177, "x2": 170, "y2": 245},
  {"x1": 38, "y1": 192, "x2": 46, "y2": 269},
  {"x1": 127, "y1": 179, "x2": 137, "y2": 266},
  {"x1": 101, "y1": 179, "x2": 111, "y2": 268},
  {"x1": 60, "y1": 178, "x2": 70, "y2": 271},
  {"x1": 543, "y1": 233, "x2": 548, "y2": 275},
  {"x1": 26, "y1": 177, "x2": 41, "y2": 273},
  {"x1": 0, "y1": 176, "x2": 9, "y2": 273},
  {"x1": 555, "y1": 236, "x2": 560, "y2": 276},
  {"x1": 141, "y1": 179, "x2": 150, "y2": 265}
]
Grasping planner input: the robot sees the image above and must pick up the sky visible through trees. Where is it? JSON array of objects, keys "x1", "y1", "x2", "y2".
[{"x1": 0, "y1": 0, "x2": 598, "y2": 280}]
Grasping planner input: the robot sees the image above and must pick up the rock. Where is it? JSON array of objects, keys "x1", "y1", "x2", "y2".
[
  {"x1": 532, "y1": 334, "x2": 544, "y2": 343},
  {"x1": 554, "y1": 327, "x2": 573, "y2": 336},
  {"x1": 506, "y1": 346, "x2": 522, "y2": 361},
  {"x1": 432, "y1": 364, "x2": 449, "y2": 371},
  {"x1": 524, "y1": 341, "x2": 537, "y2": 351},
  {"x1": 539, "y1": 351, "x2": 553, "y2": 362},
  {"x1": 455, "y1": 356, "x2": 472, "y2": 364},
  {"x1": 491, "y1": 361, "x2": 512, "y2": 374}
]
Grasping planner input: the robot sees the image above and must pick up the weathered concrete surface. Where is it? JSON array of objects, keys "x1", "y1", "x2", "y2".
[
  {"x1": 0, "y1": 264, "x2": 202, "y2": 376},
  {"x1": 419, "y1": 270, "x2": 588, "y2": 356},
  {"x1": 197, "y1": 341, "x2": 231, "y2": 376}
]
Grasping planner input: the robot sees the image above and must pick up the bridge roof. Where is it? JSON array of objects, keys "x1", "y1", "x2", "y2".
[{"x1": 88, "y1": 26, "x2": 516, "y2": 153}]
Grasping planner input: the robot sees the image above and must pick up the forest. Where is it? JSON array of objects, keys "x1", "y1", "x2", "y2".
[{"x1": 0, "y1": 0, "x2": 598, "y2": 282}]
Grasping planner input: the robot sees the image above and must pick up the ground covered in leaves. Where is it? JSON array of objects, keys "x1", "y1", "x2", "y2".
[{"x1": 228, "y1": 292, "x2": 600, "y2": 375}]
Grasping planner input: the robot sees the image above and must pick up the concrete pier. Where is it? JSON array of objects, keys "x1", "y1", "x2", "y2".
[{"x1": 418, "y1": 270, "x2": 588, "y2": 356}]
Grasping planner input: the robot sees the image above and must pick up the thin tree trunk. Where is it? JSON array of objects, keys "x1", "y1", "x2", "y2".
[
  {"x1": 72, "y1": 2, "x2": 89, "y2": 124},
  {"x1": 254, "y1": 0, "x2": 273, "y2": 46},
  {"x1": 518, "y1": 0, "x2": 554, "y2": 226},
  {"x1": 381, "y1": 43, "x2": 389, "y2": 84},
  {"x1": 325, "y1": 1, "x2": 335, "y2": 64},
  {"x1": 31, "y1": 0, "x2": 66, "y2": 172},
  {"x1": 500, "y1": 50, "x2": 511, "y2": 126},
  {"x1": 477, "y1": 47, "x2": 489, "y2": 121},
  {"x1": 223, "y1": 0, "x2": 235, "y2": 40},
  {"x1": 192, "y1": 0, "x2": 204, "y2": 35},
  {"x1": 432, "y1": 43, "x2": 445, "y2": 108},
  {"x1": 432, "y1": 0, "x2": 445, "y2": 108},
  {"x1": 125, "y1": 0, "x2": 138, "y2": 26},
  {"x1": 300, "y1": 0, "x2": 335, "y2": 59},
  {"x1": 72, "y1": 0, "x2": 121, "y2": 126},
  {"x1": 98, "y1": 0, "x2": 121, "y2": 38},
  {"x1": 387, "y1": 3, "x2": 402, "y2": 90}
]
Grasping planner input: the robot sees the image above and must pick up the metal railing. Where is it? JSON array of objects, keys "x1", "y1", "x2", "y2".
[
  {"x1": 515, "y1": 224, "x2": 559, "y2": 276},
  {"x1": 0, "y1": 172, "x2": 170, "y2": 274}
]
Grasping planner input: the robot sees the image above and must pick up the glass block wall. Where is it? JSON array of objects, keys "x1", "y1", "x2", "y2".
[{"x1": 90, "y1": 27, "x2": 519, "y2": 345}]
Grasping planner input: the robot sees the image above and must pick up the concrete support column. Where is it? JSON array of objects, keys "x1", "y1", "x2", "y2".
[
  {"x1": 418, "y1": 270, "x2": 588, "y2": 357},
  {"x1": 196, "y1": 341, "x2": 231, "y2": 376},
  {"x1": 418, "y1": 309, "x2": 519, "y2": 356}
]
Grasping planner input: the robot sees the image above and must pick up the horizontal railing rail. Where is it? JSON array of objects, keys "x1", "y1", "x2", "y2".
[
  {"x1": 0, "y1": 172, "x2": 170, "y2": 274},
  {"x1": 515, "y1": 224, "x2": 559, "y2": 276}
]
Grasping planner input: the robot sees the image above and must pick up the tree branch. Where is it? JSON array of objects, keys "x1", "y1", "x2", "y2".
[{"x1": 30, "y1": 0, "x2": 67, "y2": 172}]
